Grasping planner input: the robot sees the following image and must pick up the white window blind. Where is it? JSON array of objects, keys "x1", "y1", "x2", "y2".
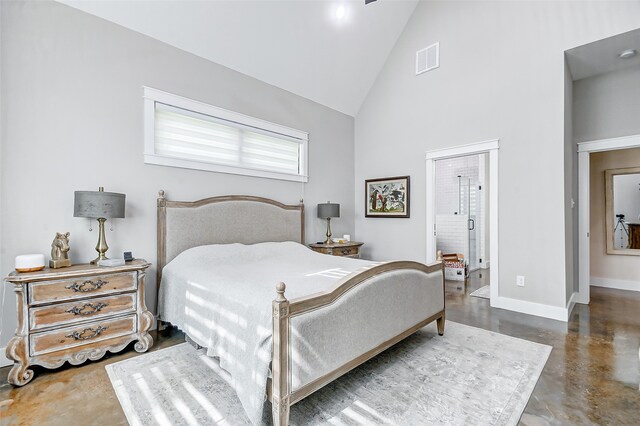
[{"x1": 144, "y1": 87, "x2": 308, "y2": 182}]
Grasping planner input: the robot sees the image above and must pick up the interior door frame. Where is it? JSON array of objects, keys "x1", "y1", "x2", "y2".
[
  {"x1": 577, "y1": 134, "x2": 640, "y2": 304},
  {"x1": 425, "y1": 139, "x2": 499, "y2": 306}
]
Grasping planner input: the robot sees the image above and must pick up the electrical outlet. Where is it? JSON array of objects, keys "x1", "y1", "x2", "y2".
[{"x1": 516, "y1": 275, "x2": 525, "y2": 287}]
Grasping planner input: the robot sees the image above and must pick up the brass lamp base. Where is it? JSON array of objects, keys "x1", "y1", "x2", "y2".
[
  {"x1": 324, "y1": 217, "x2": 333, "y2": 244},
  {"x1": 90, "y1": 217, "x2": 110, "y2": 265}
]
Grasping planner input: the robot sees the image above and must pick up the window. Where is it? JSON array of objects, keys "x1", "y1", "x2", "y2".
[{"x1": 143, "y1": 87, "x2": 308, "y2": 182}]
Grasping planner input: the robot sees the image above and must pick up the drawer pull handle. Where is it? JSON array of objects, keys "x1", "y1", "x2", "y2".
[
  {"x1": 65, "y1": 279, "x2": 108, "y2": 292},
  {"x1": 65, "y1": 302, "x2": 108, "y2": 316},
  {"x1": 341, "y1": 249, "x2": 351, "y2": 255},
  {"x1": 65, "y1": 325, "x2": 108, "y2": 341}
]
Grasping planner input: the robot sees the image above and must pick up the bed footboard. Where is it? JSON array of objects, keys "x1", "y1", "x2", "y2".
[
  {"x1": 270, "y1": 261, "x2": 444, "y2": 426},
  {"x1": 272, "y1": 282, "x2": 291, "y2": 426}
]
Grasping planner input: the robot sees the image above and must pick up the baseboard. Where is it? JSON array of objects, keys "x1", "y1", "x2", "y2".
[
  {"x1": 492, "y1": 296, "x2": 569, "y2": 322},
  {"x1": 590, "y1": 277, "x2": 640, "y2": 292},
  {"x1": 0, "y1": 347, "x2": 10, "y2": 368}
]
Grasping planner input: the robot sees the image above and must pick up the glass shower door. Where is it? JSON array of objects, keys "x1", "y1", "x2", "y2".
[{"x1": 459, "y1": 177, "x2": 478, "y2": 270}]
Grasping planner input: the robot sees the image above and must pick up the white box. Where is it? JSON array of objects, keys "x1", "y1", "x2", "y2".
[{"x1": 445, "y1": 267, "x2": 466, "y2": 281}]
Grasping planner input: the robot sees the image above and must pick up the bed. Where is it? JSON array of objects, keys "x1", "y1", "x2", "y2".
[{"x1": 155, "y1": 191, "x2": 445, "y2": 426}]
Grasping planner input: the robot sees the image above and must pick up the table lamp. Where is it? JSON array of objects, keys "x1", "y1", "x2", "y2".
[
  {"x1": 74, "y1": 187, "x2": 126, "y2": 264},
  {"x1": 317, "y1": 202, "x2": 340, "y2": 244}
]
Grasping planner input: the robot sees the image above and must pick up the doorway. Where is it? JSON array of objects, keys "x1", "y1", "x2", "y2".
[
  {"x1": 433, "y1": 154, "x2": 487, "y2": 272},
  {"x1": 577, "y1": 135, "x2": 640, "y2": 304},
  {"x1": 426, "y1": 140, "x2": 499, "y2": 306}
]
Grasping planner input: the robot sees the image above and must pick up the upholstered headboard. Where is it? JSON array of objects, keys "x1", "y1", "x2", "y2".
[{"x1": 156, "y1": 190, "x2": 304, "y2": 295}]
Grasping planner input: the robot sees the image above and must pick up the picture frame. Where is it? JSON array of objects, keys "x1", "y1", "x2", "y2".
[{"x1": 365, "y1": 176, "x2": 410, "y2": 218}]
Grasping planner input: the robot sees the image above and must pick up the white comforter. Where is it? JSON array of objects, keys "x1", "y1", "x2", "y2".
[{"x1": 158, "y1": 242, "x2": 376, "y2": 424}]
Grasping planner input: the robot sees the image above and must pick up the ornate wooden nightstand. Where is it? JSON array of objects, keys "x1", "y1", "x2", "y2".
[
  {"x1": 308, "y1": 241, "x2": 364, "y2": 258},
  {"x1": 4, "y1": 259, "x2": 153, "y2": 386}
]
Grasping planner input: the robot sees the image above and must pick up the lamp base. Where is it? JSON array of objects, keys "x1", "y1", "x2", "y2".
[
  {"x1": 90, "y1": 217, "x2": 110, "y2": 265},
  {"x1": 324, "y1": 217, "x2": 332, "y2": 244}
]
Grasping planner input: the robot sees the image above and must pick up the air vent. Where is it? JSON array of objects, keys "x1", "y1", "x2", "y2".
[{"x1": 416, "y1": 42, "x2": 439, "y2": 75}]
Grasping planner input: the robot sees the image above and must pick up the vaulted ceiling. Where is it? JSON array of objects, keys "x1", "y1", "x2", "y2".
[{"x1": 58, "y1": 0, "x2": 419, "y2": 116}]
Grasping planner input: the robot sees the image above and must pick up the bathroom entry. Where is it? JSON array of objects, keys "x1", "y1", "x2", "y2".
[{"x1": 434, "y1": 153, "x2": 490, "y2": 274}]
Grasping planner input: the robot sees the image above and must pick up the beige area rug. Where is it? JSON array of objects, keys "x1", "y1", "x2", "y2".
[
  {"x1": 470, "y1": 285, "x2": 490, "y2": 300},
  {"x1": 106, "y1": 321, "x2": 551, "y2": 425}
]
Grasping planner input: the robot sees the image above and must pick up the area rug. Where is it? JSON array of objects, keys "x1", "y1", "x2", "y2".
[
  {"x1": 106, "y1": 321, "x2": 551, "y2": 426},
  {"x1": 470, "y1": 285, "x2": 490, "y2": 299}
]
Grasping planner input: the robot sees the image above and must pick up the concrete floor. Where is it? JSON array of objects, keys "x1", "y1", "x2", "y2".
[{"x1": 1, "y1": 270, "x2": 639, "y2": 425}]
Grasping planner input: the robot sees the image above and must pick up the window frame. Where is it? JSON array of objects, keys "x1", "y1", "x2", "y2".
[{"x1": 143, "y1": 86, "x2": 309, "y2": 182}]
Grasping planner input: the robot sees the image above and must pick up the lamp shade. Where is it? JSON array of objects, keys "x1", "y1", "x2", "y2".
[
  {"x1": 74, "y1": 189, "x2": 126, "y2": 219},
  {"x1": 317, "y1": 202, "x2": 340, "y2": 219}
]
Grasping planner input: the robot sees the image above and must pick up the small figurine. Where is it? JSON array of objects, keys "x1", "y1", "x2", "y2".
[{"x1": 50, "y1": 232, "x2": 72, "y2": 268}]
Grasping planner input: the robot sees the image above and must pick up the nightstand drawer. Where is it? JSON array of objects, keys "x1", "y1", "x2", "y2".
[
  {"x1": 28, "y1": 272, "x2": 137, "y2": 306},
  {"x1": 29, "y1": 293, "x2": 136, "y2": 331},
  {"x1": 309, "y1": 241, "x2": 363, "y2": 258},
  {"x1": 29, "y1": 314, "x2": 136, "y2": 357},
  {"x1": 312, "y1": 246, "x2": 332, "y2": 255},
  {"x1": 333, "y1": 246, "x2": 359, "y2": 257}
]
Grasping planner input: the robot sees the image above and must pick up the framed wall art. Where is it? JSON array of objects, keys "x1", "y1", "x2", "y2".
[{"x1": 365, "y1": 176, "x2": 410, "y2": 218}]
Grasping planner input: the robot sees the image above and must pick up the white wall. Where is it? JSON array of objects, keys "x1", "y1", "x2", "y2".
[
  {"x1": 0, "y1": 0, "x2": 5, "y2": 366},
  {"x1": 435, "y1": 155, "x2": 479, "y2": 215},
  {"x1": 435, "y1": 214, "x2": 469, "y2": 259},
  {"x1": 0, "y1": 1, "x2": 355, "y2": 351},
  {"x1": 574, "y1": 66, "x2": 640, "y2": 143},
  {"x1": 354, "y1": 0, "x2": 640, "y2": 313}
]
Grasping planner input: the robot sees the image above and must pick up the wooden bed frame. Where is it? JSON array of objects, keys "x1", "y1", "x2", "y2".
[{"x1": 156, "y1": 191, "x2": 445, "y2": 426}]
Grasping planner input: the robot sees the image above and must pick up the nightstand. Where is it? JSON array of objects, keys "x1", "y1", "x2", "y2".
[
  {"x1": 309, "y1": 241, "x2": 364, "y2": 258},
  {"x1": 4, "y1": 259, "x2": 153, "y2": 386}
]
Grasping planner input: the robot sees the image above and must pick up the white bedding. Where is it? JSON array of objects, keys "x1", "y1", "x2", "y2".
[
  {"x1": 158, "y1": 242, "x2": 444, "y2": 425},
  {"x1": 158, "y1": 242, "x2": 376, "y2": 424}
]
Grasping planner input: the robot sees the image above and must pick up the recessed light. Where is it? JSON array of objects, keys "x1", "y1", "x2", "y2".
[
  {"x1": 336, "y1": 4, "x2": 346, "y2": 20},
  {"x1": 619, "y1": 49, "x2": 637, "y2": 59}
]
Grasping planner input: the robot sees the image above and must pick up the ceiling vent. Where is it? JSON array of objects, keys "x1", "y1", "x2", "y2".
[{"x1": 416, "y1": 42, "x2": 439, "y2": 75}]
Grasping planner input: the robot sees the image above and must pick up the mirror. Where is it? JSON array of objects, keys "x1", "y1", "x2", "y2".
[{"x1": 605, "y1": 167, "x2": 640, "y2": 255}]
